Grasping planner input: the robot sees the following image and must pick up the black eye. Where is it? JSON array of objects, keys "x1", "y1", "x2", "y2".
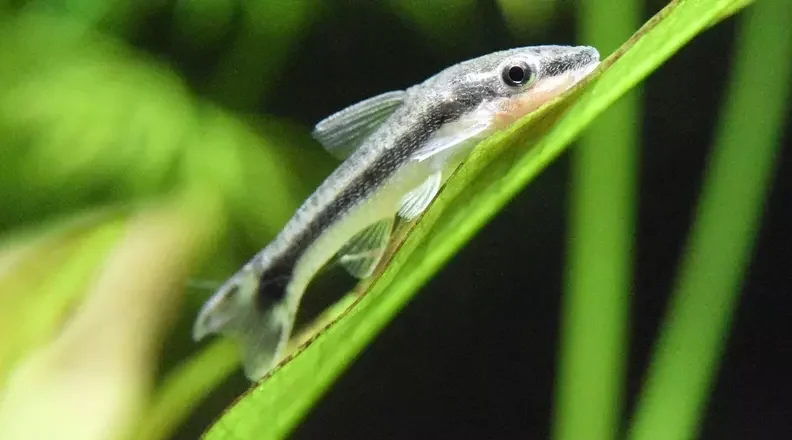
[{"x1": 502, "y1": 62, "x2": 534, "y2": 87}]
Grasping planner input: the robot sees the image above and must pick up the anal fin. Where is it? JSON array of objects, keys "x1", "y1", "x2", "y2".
[{"x1": 339, "y1": 218, "x2": 394, "y2": 279}]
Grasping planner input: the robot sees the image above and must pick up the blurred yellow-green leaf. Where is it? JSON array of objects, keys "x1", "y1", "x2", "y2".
[
  {"x1": 0, "y1": 209, "x2": 126, "y2": 386},
  {"x1": 0, "y1": 193, "x2": 223, "y2": 440},
  {"x1": 0, "y1": 11, "x2": 331, "y2": 235}
]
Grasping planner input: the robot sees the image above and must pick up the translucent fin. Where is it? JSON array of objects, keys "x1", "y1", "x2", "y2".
[
  {"x1": 193, "y1": 270, "x2": 295, "y2": 381},
  {"x1": 398, "y1": 172, "x2": 442, "y2": 220},
  {"x1": 338, "y1": 218, "x2": 394, "y2": 279},
  {"x1": 312, "y1": 91, "x2": 406, "y2": 159},
  {"x1": 411, "y1": 108, "x2": 494, "y2": 162},
  {"x1": 235, "y1": 307, "x2": 292, "y2": 380}
]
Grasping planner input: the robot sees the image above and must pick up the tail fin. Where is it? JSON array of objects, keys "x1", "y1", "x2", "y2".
[{"x1": 193, "y1": 268, "x2": 296, "y2": 380}]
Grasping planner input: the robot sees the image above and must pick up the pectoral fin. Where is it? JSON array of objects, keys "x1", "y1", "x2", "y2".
[
  {"x1": 338, "y1": 218, "x2": 394, "y2": 279},
  {"x1": 410, "y1": 102, "x2": 497, "y2": 162},
  {"x1": 411, "y1": 121, "x2": 491, "y2": 162},
  {"x1": 312, "y1": 91, "x2": 406, "y2": 160}
]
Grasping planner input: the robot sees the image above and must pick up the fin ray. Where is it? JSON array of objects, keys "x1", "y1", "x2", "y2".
[
  {"x1": 410, "y1": 103, "x2": 495, "y2": 162},
  {"x1": 398, "y1": 172, "x2": 442, "y2": 220},
  {"x1": 313, "y1": 91, "x2": 406, "y2": 159},
  {"x1": 338, "y1": 218, "x2": 394, "y2": 278}
]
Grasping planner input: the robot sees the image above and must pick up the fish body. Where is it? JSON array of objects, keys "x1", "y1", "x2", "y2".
[{"x1": 194, "y1": 45, "x2": 600, "y2": 380}]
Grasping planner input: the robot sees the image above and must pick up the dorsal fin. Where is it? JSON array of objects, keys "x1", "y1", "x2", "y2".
[{"x1": 312, "y1": 91, "x2": 406, "y2": 160}]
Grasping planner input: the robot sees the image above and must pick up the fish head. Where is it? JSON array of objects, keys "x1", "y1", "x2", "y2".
[{"x1": 422, "y1": 45, "x2": 601, "y2": 128}]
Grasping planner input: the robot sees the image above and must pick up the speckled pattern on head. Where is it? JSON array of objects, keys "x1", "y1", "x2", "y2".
[{"x1": 193, "y1": 45, "x2": 600, "y2": 380}]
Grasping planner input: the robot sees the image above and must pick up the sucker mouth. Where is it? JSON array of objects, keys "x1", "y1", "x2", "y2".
[{"x1": 574, "y1": 60, "x2": 601, "y2": 81}]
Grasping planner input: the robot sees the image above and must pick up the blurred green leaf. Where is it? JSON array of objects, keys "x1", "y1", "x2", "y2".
[
  {"x1": 553, "y1": 0, "x2": 641, "y2": 438},
  {"x1": 0, "y1": 13, "x2": 334, "y2": 437},
  {"x1": 21, "y1": 0, "x2": 160, "y2": 36},
  {"x1": 0, "y1": 11, "x2": 331, "y2": 235},
  {"x1": 0, "y1": 192, "x2": 223, "y2": 440},
  {"x1": 135, "y1": 294, "x2": 357, "y2": 440},
  {"x1": 628, "y1": 1, "x2": 792, "y2": 439},
  {"x1": 0, "y1": 209, "x2": 126, "y2": 386},
  {"x1": 134, "y1": 339, "x2": 239, "y2": 440},
  {"x1": 201, "y1": 0, "x2": 755, "y2": 438}
]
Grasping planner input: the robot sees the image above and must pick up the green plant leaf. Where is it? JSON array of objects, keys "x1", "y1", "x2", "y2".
[
  {"x1": 134, "y1": 294, "x2": 358, "y2": 440},
  {"x1": 134, "y1": 339, "x2": 239, "y2": 440},
  {"x1": 201, "y1": 0, "x2": 755, "y2": 437},
  {"x1": 0, "y1": 11, "x2": 332, "y2": 235},
  {"x1": 553, "y1": 0, "x2": 641, "y2": 438}
]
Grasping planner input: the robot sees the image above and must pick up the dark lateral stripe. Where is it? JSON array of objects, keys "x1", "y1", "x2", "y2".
[{"x1": 258, "y1": 96, "x2": 478, "y2": 285}]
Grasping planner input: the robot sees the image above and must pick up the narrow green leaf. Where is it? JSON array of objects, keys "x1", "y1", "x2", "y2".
[
  {"x1": 553, "y1": 0, "x2": 641, "y2": 437},
  {"x1": 628, "y1": 1, "x2": 792, "y2": 439},
  {"x1": 135, "y1": 294, "x2": 357, "y2": 440},
  {"x1": 134, "y1": 340, "x2": 239, "y2": 440},
  {"x1": 203, "y1": 0, "x2": 755, "y2": 437}
]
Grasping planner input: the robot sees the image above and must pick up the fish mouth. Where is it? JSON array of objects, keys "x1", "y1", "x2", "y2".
[
  {"x1": 574, "y1": 59, "x2": 601, "y2": 82},
  {"x1": 578, "y1": 45, "x2": 601, "y2": 67},
  {"x1": 567, "y1": 45, "x2": 601, "y2": 82}
]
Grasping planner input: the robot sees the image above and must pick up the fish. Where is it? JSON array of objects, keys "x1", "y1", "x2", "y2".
[{"x1": 193, "y1": 45, "x2": 600, "y2": 380}]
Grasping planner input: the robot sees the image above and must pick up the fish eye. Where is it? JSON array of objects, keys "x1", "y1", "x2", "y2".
[{"x1": 501, "y1": 61, "x2": 535, "y2": 87}]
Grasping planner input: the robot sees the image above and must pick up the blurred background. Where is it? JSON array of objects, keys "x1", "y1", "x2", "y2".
[{"x1": 0, "y1": 0, "x2": 789, "y2": 439}]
